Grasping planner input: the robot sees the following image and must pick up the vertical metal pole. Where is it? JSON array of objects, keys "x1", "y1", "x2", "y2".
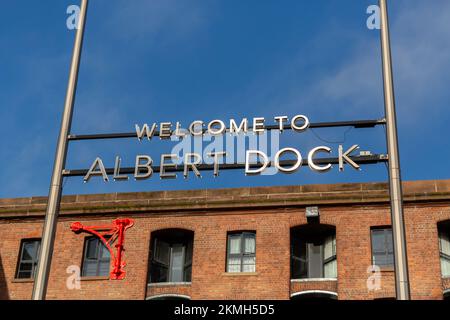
[
  {"x1": 32, "y1": 0, "x2": 89, "y2": 300},
  {"x1": 379, "y1": 0, "x2": 410, "y2": 300}
]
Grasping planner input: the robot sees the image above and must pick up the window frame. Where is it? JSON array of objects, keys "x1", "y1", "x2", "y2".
[
  {"x1": 444, "y1": 290, "x2": 450, "y2": 301},
  {"x1": 438, "y1": 229, "x2": 450, "y2": 278},
  {"x1": 291, "y1": 239, "x2": 308, "y2": 279},
  {"x1": 81, "y1": 236, "x2": 111, "y2": 278},
  {"x1": 226, "y1": 231, "x2": 256, "y2": 273},
  {"x1": 15, "y1": 239, "x2": 41, "y2": 280},
  {"x1": 323, "y1": 235, "x2": 337, "y2": 278},
  {"x1": 291, "y1": 234, "x2": 337, "y2": 279},
  {"x1": 370, "y1": 227, "x2": 394, "y2": 268},
  {"x1": 150, "y1": 236, "x2": 193, "y2": 283}
]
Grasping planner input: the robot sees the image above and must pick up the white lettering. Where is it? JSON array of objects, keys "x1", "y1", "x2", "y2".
[
  {"x1": 84, "y1": 157, "x2": 108, "y2": 182},
  {"x1": 274, "y1": 148, "x2": 302, "y2": 173},
  {"x1": 245, "y1": 150, "x2": 269, "y2": 175},
  {"x1": 308, "y1": 146, "x2": 332, "y2": 172}
]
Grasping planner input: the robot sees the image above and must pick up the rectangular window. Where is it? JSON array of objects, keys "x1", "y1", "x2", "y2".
[
  {"x1": 371, "y1": 228, "x2": 394, "y2": 267},
  {"x1": 291, "y1": 233, "x2": 336, "y2": 279},
  {"x1": 16, "y1": 239, "x2": 41, "y2": 279},
  {"x1": 81, "y1": 237, "x2": 111, "y2": 277},
  {"x1": 226, "y1": 232, "x2": 256, "y2": 273},
  {"x1": 150, "y1": 236, "x2": 193, "y2": 283},
  {"x1": 439, "y1": 231, "x2": 450, "y2": 277}
]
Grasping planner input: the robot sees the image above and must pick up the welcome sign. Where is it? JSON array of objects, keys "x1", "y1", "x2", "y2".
[
  {"x1": 31, "y1": 0, "x2": 410, "y2": 301},
  {"x1": 83, "y1": 114, "x2": 363, "y2": 182}
]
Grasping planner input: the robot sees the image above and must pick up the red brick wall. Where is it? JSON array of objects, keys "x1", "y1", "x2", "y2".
[{"x1": 0, "y1": 181, "x2": 450, "y2": 300}]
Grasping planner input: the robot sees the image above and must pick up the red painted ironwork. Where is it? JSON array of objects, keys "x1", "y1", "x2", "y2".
[{"x1": 70, "y1": 218, "x2": 134, "y2": 280}]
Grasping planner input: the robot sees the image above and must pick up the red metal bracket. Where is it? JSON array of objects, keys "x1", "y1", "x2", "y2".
[{"x1": 70, "y1": 218, "x2": 134, "y2": 280}]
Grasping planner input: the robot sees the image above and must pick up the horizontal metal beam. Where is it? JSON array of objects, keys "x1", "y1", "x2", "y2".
[
  {"x1": 63, "y1": 154, "x2": 388, "y2": 177},
  {"x1": 67, "y1": 119, "x2": 386, "y2": 141}
]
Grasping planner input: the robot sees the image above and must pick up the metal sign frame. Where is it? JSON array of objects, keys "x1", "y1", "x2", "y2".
[{"x1": 31, "y1": 0, "x2": 410, "y2": 300}]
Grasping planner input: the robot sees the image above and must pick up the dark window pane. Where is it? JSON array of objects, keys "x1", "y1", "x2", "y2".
[
  {"x1": 21, "y1": 262, "x2": 33, "y2": 271},
  {"x1": 373, "y1": 253, "x2": 387, "y2": 266},
  {"x1": 16, "y1": 240, "x2": 40, "y2": 279},
  {"x1": 183, "y1": 240, "x2": 193, "y2": 281},
  {"x1": 86, "y1": 238, "x2": 99, "y2": 259},
  {"x1": 150, "y1": 263, "x2": 168, "y2": 282},
  {"x1": 386, "y1": 255, "x2": 394, "y2": 266},
  {"x1": 185, "y1": 240, "x2": 193, "y2": 266},
  {"x1": 292, "y1": 257, "x2": 307, "y2": 279},
  {"x1": 17, "y1": 262, "x2": 33, "y2": 279},
  {"x1": 184, "y1": 265, "x2": 192, "y2": 282},
  {"x1": 386, "y1": 231, "x2": 394, "y2": 254},
  {"x1": 291, "y1": 239, "x2": 307, "y2": 279},
  {"x1": 154, "y1": 240, "x2": 170, "y2": 266},
  {"x1": 22, "y1": 242, "x2": 36, "y2": 261},
  {"x1": 371, "y1": 228, "x2": 394, "y2": 267},
  {"x1": 82, "y1": 260, "x2": 98, "y2": 277},
  {"x1": 18, "y1": 270, "x2": 32, "y2": 279},
  {"x1": 100, "y1": 244, "x2": 110, "y2": 259},
  {"x1": 98, "y1": 260, "x2": 110, "y2": 276},
  {"x1": 371, "y1": 230, "x2": 386, "y2": 252},
  {"x1": 82, "y1": 237, "x2": 111, "y2": 277},
  {"x1": 292, "y1": 240, "x2": 307, "y2": 261}
]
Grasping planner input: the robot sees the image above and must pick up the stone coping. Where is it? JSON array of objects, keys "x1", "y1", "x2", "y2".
[{"x1": 0, "y1": 179, "x2": 449, "y2": 219}]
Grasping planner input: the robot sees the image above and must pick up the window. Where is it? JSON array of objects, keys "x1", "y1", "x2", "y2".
[
  {"x1": 226, "y1": 232, "x2": 256, "y2": 273},
  {"x1": 444, "y1": 291, "x2": 450, "y2": 301},
  {"x1": 439, "y1": 229, "x2": 450, "y2": 277},
  {"x1": 81, "y1": 237, "x2": 111, "y2": 277},
  {"x1": 323, "y1": 235, "x2": 337, "y2": 278},
  {"x1": 371, "y1": 228, "x2": 394, "y2": 267},
  {"x1": 291, "y1": 225, "x2": 337, "y2": 279},
  {"x1": 149, "y1": 229, "x2": 193, "y2": 283},
  {"x1": 16, "y1": 239, "x2": 40, "y2": 279}
]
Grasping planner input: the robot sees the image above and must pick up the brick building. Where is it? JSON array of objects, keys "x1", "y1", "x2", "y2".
[{"x1": 0, "y1": 179, "x2": 449, "y2": 300}]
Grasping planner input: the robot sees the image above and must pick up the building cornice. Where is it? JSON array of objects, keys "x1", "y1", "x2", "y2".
[{"x1": 0, "y1": 179, "x2": 449, "y2": 219}]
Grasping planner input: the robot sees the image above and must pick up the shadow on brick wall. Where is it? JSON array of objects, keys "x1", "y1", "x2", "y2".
[{"x1": 0, "y1": 254, "x2": 9, "y2": 300}]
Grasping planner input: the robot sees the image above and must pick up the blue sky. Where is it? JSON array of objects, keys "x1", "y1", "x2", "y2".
[{"x1": 1, "y1": 0, "x2": 449, "y2": 198}]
